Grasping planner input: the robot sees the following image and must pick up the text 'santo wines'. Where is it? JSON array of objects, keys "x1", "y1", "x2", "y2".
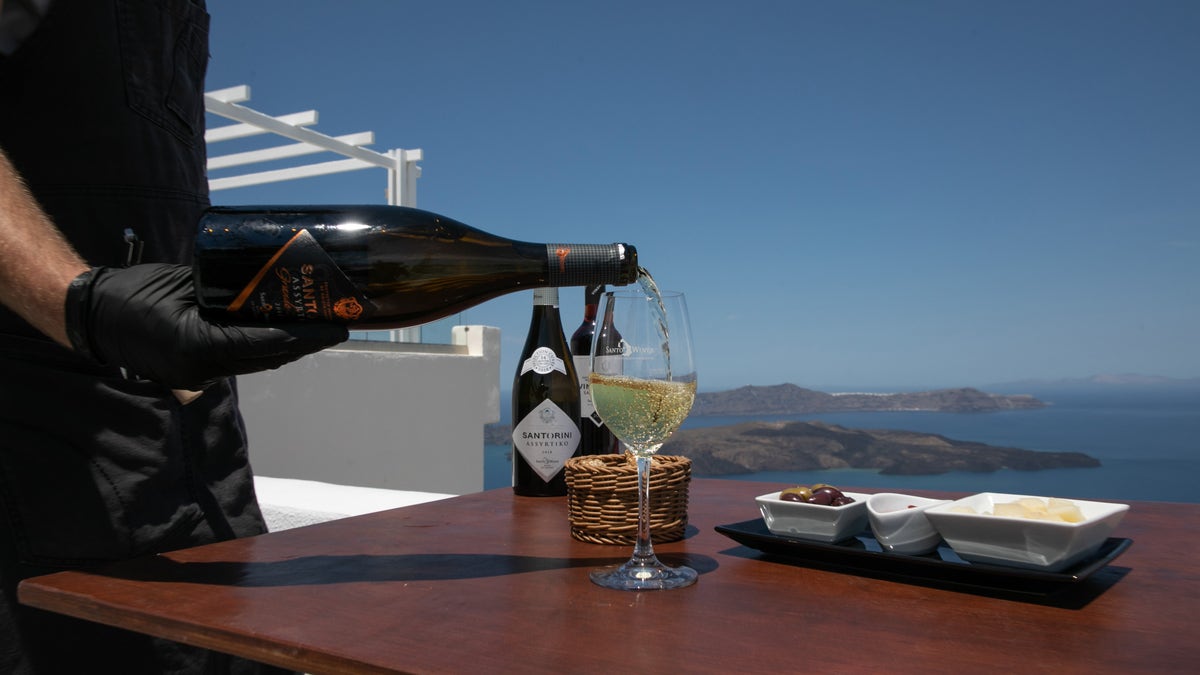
[
  {"x1": 192, "y1": 205, "x2": 638, "y2": 329},
  {"x1": 512, "y1": 288, "x2": 581, "y2": 496},
  {"x1": 569, "y1": 285, "x2": 622, "y2": 455}
]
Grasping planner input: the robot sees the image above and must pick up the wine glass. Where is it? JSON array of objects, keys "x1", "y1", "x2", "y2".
[{"x1": 588, "y1": 287, "x2": 697, "y2": 590}]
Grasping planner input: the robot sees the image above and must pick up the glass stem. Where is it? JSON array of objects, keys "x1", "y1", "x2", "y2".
[{"x1": 631, "y1": 454, "x2": 656, "y2": 565}]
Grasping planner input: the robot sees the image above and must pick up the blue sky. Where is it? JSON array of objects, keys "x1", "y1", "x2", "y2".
[{"x1": 204, "y1": 0, "x2": 1198, "y2": 392}]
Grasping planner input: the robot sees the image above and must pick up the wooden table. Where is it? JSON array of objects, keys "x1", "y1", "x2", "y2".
[{"x1": 18, "y1": 479, "x2": 1199, "y2": 674}]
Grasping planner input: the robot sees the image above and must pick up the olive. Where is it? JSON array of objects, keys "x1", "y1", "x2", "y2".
[
  {"x1": 811, "y1": 486, "x2": 845, "y2": 505},
  {"x1": 777, "y1": 483, "x2": 854, "y2": 507},
  {"x1": 808, "y1": 490, "x2": 834, "y2": 505},
  {"x1": 779, "y1": 486, "x2": 813, "y2": 502}
]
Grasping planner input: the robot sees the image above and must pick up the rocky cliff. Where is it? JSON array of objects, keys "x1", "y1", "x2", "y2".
[{"x1": 661, "y1": 420, "x2": 1098, "y2": 476}]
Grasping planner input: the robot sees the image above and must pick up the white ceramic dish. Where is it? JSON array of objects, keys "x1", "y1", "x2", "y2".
[
  {"x1": 866, "y1": 493, "x2": 950, "y2": 555},
  {"x1": 924, "y1": 492, "x2": 1129, "y2": 571},
  {"x1": 756, "y1": 491, "x2": 869, "y2": 543}
]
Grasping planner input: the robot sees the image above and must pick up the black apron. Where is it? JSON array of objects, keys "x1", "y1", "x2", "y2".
[{"x1": 0, "y1": 2, "x2": 284, "y2": 673}]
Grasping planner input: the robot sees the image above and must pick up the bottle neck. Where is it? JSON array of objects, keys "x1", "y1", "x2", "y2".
[
  {"x1": 533, "y1": 287, "x2": 559, "y2": 306},
  {"x1": 542, "y1": 244, "x2": 638, "y2": 287},
  {"x1": 597, "y1": 301, "x2": 619, "y2": 342},
  {"x1": 582, "y1": 285, "x2": 602, "y2": 322}
]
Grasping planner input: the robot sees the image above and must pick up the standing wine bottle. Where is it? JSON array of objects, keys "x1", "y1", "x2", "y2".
[
  {"x1": 570, "y1": 286, "x2": 620, "y2": 455},
  {"x1": 512, "y1": 288, "x2": 581, "y2": 496},
  {"x1": 192, "y1": 205, "x2": 638, "y2": 329}
]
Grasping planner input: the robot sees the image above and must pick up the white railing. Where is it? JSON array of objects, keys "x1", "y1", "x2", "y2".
[
  {"x1": 204, "y1": 85, "x2": 422, "y2": 206},
  {"x1": 238, "y1": 326, "x2": 502, "y2": 498}
]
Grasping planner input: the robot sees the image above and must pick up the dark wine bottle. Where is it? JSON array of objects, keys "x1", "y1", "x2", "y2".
[
  {"x1": 570, "y1": 286, "x2": 620, "y2": 455},
  {"x1": 192, "y1": 205, "x2": 638, "y2": 329},
  {"x1": 512, "y1": 288, "x2": 581, "y2": 496}
]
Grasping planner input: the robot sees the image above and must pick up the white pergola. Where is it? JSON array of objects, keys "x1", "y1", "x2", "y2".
[
  {"x1": 203, "y1": 85, "x2": 425, "y2": 341},
  {"x1": 203, "y1": 84, "x2": 422, "y2": 206}
]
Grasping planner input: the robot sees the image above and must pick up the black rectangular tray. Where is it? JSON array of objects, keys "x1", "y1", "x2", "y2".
[{"x1": 715, "y1": 518, "x2": 1131, "y2": 594}]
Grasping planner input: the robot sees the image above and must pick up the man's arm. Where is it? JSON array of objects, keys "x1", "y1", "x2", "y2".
[
  {"x1": 1, "y1": 145, "x2": 347, "y2": 390},
  {"x1": 0, "y1": 146, "x2": 89, "y2": 346}
]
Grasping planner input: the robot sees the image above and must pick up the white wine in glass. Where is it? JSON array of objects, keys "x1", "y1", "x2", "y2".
[{"x1": 588, "y1": 286, "x2": 697, "y2": 590}]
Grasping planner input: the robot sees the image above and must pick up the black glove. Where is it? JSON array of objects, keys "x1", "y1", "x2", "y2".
[{"x1": 65, "y1": 264, "x2": 349, "y2": 390}]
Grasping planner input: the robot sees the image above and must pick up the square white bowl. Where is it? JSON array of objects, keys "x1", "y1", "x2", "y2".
[
  {"x1": 866, "y1": 493, "x2": 950, "y2": 555},
  {"x1": 924, "y1": 492, "x2": 1129, "y2": 571},
  {"x1": 756, "y1": 491, "x2": 870, "y2": 543}
]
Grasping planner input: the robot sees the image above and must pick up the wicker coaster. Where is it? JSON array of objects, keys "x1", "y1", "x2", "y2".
[{"x1": 564, "y1": 454, "x2": 691, "y2": 545}]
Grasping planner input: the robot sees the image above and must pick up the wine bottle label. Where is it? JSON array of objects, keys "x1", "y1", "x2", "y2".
[
  {"x1": 227, "y1": 229, "x2": 372, "y2": 323},
  {"x1": 572, "y1": 355, "x2": 603, "y2": 427},
  {"x1": 519, "y1": 346, "x2": 567, "y2": 376},
  {"x1": 511, "y1": 399, "x2": 581, "y2": 482}
]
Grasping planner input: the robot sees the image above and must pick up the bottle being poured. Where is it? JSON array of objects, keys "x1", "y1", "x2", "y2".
[{"x1": 192, "y1": 204, "x2": 639, "y2": 329}]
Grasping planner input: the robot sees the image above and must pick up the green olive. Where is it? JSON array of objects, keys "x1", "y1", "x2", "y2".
[{"x1": 780, "y1": 486, "x2": 813, "y2": 502}]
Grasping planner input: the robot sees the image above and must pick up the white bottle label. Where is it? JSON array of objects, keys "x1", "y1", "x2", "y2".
[
  {"x1": 511, "y1": 399, "x2": 581, "y2": 481},
  {"x1": 520, "y1": 346, "x2": 567, "y2": 375},
  {"x1": 573, "y1": 354, "x2": 604, "y2": 427}
]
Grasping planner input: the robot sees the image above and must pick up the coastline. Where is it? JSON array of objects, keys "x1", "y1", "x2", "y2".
[{"x1": 484, "y1": 386, "x2": 1200, "y2": 503}]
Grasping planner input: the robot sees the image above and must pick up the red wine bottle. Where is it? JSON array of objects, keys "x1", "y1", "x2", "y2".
[
  {"x1": 570, "y1": 285, "x2": 620, "y2": 455},
  {"x1": 512, "y1": 288, "x2": 581, "y2": 496},
  {"x1": 192, "y1": 205, "x2": 638, "y2": 329}
]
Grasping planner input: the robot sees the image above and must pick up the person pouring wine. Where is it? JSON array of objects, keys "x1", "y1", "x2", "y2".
[
  {"x1": 0, "y1": 1, "x2": 637, "y2": 672},
  {"x1": 0, "y1": 1, "x2": 645, "y2": 669},
  {"x1": 0, "y1": 1, "x2": 352, "y2": 672}
]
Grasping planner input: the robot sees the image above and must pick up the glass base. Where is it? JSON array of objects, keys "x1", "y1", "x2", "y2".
[{"x1": 589, "y1": 559, "x2": 698, "y2": 591}]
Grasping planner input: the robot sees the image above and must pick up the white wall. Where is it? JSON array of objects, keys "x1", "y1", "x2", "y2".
[{"x1": 236, "y1": 326, "x2": 501, "y2": 495}]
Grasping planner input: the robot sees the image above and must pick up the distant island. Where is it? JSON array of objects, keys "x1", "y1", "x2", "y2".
[
  {"x1": 661, "y1": 420, "x2": 1098, "y2": 476},
  {"x1": 693, "y1": 384, "x2": 1045, "y2": 415},
  {"x1": 484, "y1": 384, "x2": 1095, "y2": 476},
  {"x1": 990, "y1": 373, "x2": 1200, "y2": 390}
]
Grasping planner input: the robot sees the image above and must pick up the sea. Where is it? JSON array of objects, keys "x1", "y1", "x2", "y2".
[{"x1": 484, "y1": 386, "x2": 1200, "y2": 503}]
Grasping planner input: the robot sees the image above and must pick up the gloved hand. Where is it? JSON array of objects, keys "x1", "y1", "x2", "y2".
[{"x1": 64, "y1": 264, "x2": 349, "y2": 390}]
